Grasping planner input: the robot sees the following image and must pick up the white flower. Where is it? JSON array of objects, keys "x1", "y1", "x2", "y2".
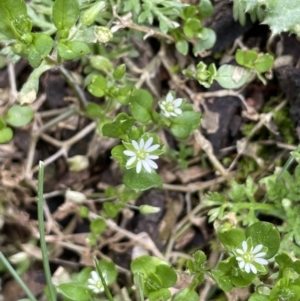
[
  {"x1": 159, "y1": 92, "x2": 183, "y2": 118},
  {"x1": 235, "y1": 240, "x2": 268, "y2": 274},
  {"x1": 87, "y1": 271, "x2": 105, "y2": 294},
  {"x1": 123, "y1": 137, "x2": 160, "y2": 174}
]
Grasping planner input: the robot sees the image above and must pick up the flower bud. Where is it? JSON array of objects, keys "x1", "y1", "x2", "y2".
[
  {"x1": 66, "y1": 190, "x2": 87, "y2": 203},
  {"x1": 139, "y1": 205, "x2": 161, "y2": 215},
  {"x1": 81, "y1": 1, "x2": 106, "y2": 26},
  {"x1": 67, "y1": 155, "x2": 89, "y2": 172},
  {"x1": 9, "y1": 252, "x2": 29, "y2": 264},
  {"x1": 94, "y1": 26, "x2": 113, "y2": 43}
]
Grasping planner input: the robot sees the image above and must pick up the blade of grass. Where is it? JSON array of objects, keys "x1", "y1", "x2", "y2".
[
  {"x1": 94, "y1": 258, "x2": 114, "y2": 301},
  {"x1": 38, "y1": 161, "x2": 57, "y2": 301},
  {"x1": 0, "y1": 252, "x2": 38, "y2": 301}
]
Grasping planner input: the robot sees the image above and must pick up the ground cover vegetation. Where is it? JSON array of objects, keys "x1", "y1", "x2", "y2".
[{"x1": 1, "y1": 0, "x2": 300, "y2": 300}]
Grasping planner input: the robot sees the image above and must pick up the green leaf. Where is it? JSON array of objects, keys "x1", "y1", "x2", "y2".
[
  {"x1": 18, "y1": 61, "x2": 53, "y2": 104},
  {"x1": 86, "y1": 102, "x2": 102, "y2": 118},
  {"x1": 58, "y1": 283, "x2": 90, "y2": 301},
  {"x1": 248, "y1": 292, "x2": 270, "y2": 301},
  {"x1": 102, "y1": 113, "x2": 134, "y2": 139},
  {"x1": 211, "y1": 269, "x2": 233, "y2": 292},
  {"x1": 0, "y1": 0, "x2": 29, "y2": 39},
  {"x1": 103, "y1": 202, "x2": 119, "y2": 218},
  {"x1": 57, "y1": 41, "x2": 90, "y2": 60},
  {"x1": 129, "y1": 89, "x2": 153, "y2": 123},
  {"x1": 87, "y1": 75, "x2": 107, "y2": 97},
  {"x1": 148, "y1": 289, "x2": 171, "y2": 301},
  {"x1": 235, "y1": 49, "x2": 258, "y2": 68},
  {"x1": 113, "y1": 64, "x2": 126, "y2": 80},
  {"x1": 81, "y1": 1, "x2": 106, "y2": 26},
  {"x1": 96, "y1": 259, "x2": 118, "y2": 285},
  {"x1": 246, "y1": 221, "x2": 280, "y2": 258},
  {"x1": 28, "y1": 33, "x2": 53, "y2": 68},
  {"x1": 90, "y1": 218, "x2": 106, "y2": 235},
  {"x1": 5, "y1": 105, "x2": 34, "y2": 127},
  {"x1": 218, "y1": 227, "x2": 246, "y2": 251},
  {"x1": 198, "y1": 0, "x2": 214, "y2": 18},
  {"x1": 254, "y1": 54, "x2": 274, "y2": 73},
  {"x1": 173, "y1": 288, "x2": 199, "y2": 301},
  {"x1": 52, "y1": 0, "x2": 79, "y2": 32},
  {"x1": 215, "y1": 64, "x2": 252, "y2": 89},
  {"x1": 124, "y1": 169, "x2": 162, "y2": 191},
  {"x1": 184, "y1": 18, "x2": 201, "y2": 38},
  {"x1": 176, "y1": 39, "x2": 189, "y2": 56},
  {"x1": 193, "y1": 28, "x2": 216, "y2": 54},
  {"x1": 0, "y1": 127, "x2": 13, "y2": 143},
  {"x1": 170, "y1": 111, "x2": 201, "y2": 139},
  {"x1": 155, "y1": 265, "x2": 177, "y2": 287}
]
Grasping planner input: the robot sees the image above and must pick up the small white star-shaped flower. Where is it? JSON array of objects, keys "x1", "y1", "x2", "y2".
[
  {"x1": 87, "y1": 271, "x2": 105, "y2": 294},
  {"x1": 159, "y1": 92, "x2": 183, "y2": 118},
  {"x1": 235, "y1": 240, "x2": 268, "y2": 274},
  {"x1": 123, "y1": 137, "x2": 160, "y2": 174}
]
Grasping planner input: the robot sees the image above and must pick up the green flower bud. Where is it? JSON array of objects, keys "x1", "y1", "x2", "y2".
[
  {"x1": 139, "y1": 205, "x2": 161, "y2": 215},
  {"x1": 81, "y1": 1, "x2": 106, "y2": 26},
  {"x1": 94, "y1": 26, "x2": 113, "y2": 43},
  {"x1": 68, "y1": 155, "x2": 89, "y2": 172}
]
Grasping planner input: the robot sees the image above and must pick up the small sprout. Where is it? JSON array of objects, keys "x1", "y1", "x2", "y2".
[
  {"x1": 87, "y1": 271, "x2": 106, "y2": 294},
  {"x1": 159, "y1": 91, "x2": 183, "y2": 118},
  {"x1": 123, "y1": 137, "x2": 160, "y2": 174},
  {"x1": 234, "y1": 238, "x2": 268, "y2": 274}
]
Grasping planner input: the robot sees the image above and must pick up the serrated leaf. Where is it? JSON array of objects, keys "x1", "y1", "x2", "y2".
[
  {"x1": 263, "y1": 0, "x2": 300, "y2": 36},
  {"x1": 5, "y1": 105, "x2": 34, "y2": 127},
  {"x1": 57, "y1": 41, "x2": 90, "y2": 60},
  {"x1": 215, "y1": 64, "x2": 252, "y2": 89},
  {"x1": 52, "y1": 0, "x2": 79, "y2": 32}
]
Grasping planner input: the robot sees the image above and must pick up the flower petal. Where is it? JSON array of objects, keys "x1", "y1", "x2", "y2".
[
  {"x1": 145, "y1": 158, "x2": 158, "y2": 169},
  {"x1": 236, "y1": 256, "x2": 243, "y2": 261},
  {"x1": 132, "y1": 140, "x2": 140, "y2": 150},
  {"x1": 254, "y1": 258, "x2": 268, "y2": 265},
  {"x1": 173, "y1": 98, "x2": 183, "y2": 107},
  {"x1": 124, "y1": 150, "x2": 136, "y2": 156},
  {"x1": 163, "y1": 111, "x2": 171, "y2": 117},
  {"x1": 136, "y1": 161, "x2": 142, "y2": 173},
  {"x1": 91, "y1": 271, "x2": 99, "y2": 281},
  {"x1": 242, "y1": 241, "x2": 248, "y2": 252},
  {"x1": 249, "y1": 263, "x2": 257, "y2": 274},
  {"x1": 174, "y1": 108, "x2": 182, "y2": 115},
  {"x1": 166, "y1": 92, "x2": 173, "y2": 102},
  {"x1": 245, "y1": 263, "x2": 250, "y2": 273},
  {"x1": 142, "y1": 160, "x2": 151, "y2": 173},
  {"x1": 236, "y1": 248, "x2": 244, "y2": 255},
  {"x1": 146, "y1": 144, "x2": 160, "y2": 152},
  {"x1": 144, "y1": 137, "x2": 153, "y2": 150},
  {"x1": 254, "y1": 252, "x2": 266, "y2": 258},
  {"x1": 252, "y1": 244, "x2": 263, "y2": 253},
  {"x1": 238, "y1": 260, "x2": 245, "y2": 269},
  {"x1": 126, "y1": 156, "x2": 137, "y2": 166},
  {"x1": 139, "y1": 138, "x2": 145, "y2": 149},
  {"x1": 147, "y1": 155, "x2": 159, "y2": 160},
  {"x1": 88, "y1": 279, "x2": 96, "y2": 285}
]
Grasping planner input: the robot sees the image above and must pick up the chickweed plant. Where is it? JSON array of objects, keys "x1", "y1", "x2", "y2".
[{"x1": 0, "y1": 0, "x2": 300, "y2": 301}]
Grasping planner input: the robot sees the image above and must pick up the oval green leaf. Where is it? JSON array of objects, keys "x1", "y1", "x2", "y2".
[
  {"x1": 58, "y1": 283, "x2": 90, "y2": 301},
  {"x1": 5, "y1": 105, "x2": 34, "y2": 127},
  {"x1": 0, "y1": 127, "x2": 13, "y2": 143}
]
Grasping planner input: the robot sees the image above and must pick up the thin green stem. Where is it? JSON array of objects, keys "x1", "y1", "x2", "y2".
[
  {"x1": 38, "y1": 161, "x2": 57, "y2": 301},
  {"x1": 94, "y1": 259, "x2": 114, "y2": 301},
  {"x1": 0, "y1": 252, "x2": 38, "y2": 301}
]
